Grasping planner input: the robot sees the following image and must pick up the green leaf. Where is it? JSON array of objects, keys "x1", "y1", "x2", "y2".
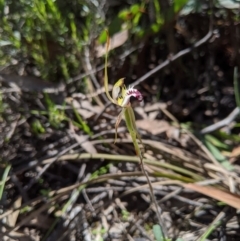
[
  {"x1": 216, "y1": 131, "x2": 240, "y2": 142},
  {"x1": 98, "y1": 30, "x2": 107, "y2": 44},
  {"x1": 205, "y1": 134, "x2": 229, "y2": 150},
  {"x1": 197, "y1": 217, "x2": 222, "y2": 241},
  {"x1": 118, "y1": 10, "x2": 130, "y2": 20},
  {"x1": 130, "y1": 4, "x2": 140, "y2": 15},
  {"x1": 0, "y1": 165, "x2": 11, "y2": 200},
  {"x1": 108, "y1": 17, "x2": 123, "y2": 35},
  {"x1": 204, "y1": 138, "x2": 234, "y2": 171},
  {"x1": 31, "y1": 119, "x2": 45, "y2": 134},
  {"x1": 151, "y1": 23, "x2": 160, "y2": 33},
  {"x1": 153, "y1": 224, "x2": 164, "y2": 241},
  {"x1": 72, "y1": 105, "x2": 92, "y2": 135},
  {"x1": 133, "y1": 12, "x2": 142, "y2": 25},
  {"x1": 174, "y1": 0, "x2": 190, "y2": 13}
]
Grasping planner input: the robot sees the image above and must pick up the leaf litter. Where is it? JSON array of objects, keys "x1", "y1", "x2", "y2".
[{"x1": 1, "y1": 6, "x2": 240, "y2": 241}]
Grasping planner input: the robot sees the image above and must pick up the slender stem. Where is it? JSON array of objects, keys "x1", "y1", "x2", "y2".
[
  {"x1": 124, "y1": 107, "x2": 167, "y2": 237},
  {"x1": 138, "y1": 154, "x2": 167, "y2": 238},
  {"x1": 104, "y1": 30, "x2": 115, "y2": 104}
]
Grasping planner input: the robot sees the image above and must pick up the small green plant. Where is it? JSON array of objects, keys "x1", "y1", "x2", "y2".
[
  {"x1": 1, "y1": 0, "x2": 105, "y2": 81},
  {"x1": 20, "y1": 205, "x2": 32, "y2": 214},
  {"x1": 40, "y1": 188, "x2": 51, "y2": 197},
  {"x1": 121, "y1": 209, "x2": 130, "y2": 221},
  {"x1": 30, "y1": 94, "x2": 66, "y2": 131},
  {"x1": 44, "y1": 93, "x2": 66, "y2": 128},
  {"x1": 31, "y1": 119, "x2": 46, "y2": 135},
  {"x1": 118, "y1": 3, "x2": 146, "y2": 36},
  {"x1": 92, "y1": 227, "x2": 107, "y2": 241},
  {"x1": 0, "y1": 93, "x2": 8, "y2": 121},
  {"x1": 71, "y1": 103, "x2": 92, "y2": 135}
]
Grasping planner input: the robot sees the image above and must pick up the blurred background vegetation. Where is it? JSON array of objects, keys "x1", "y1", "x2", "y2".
[{"x1": 1, "y1": 0, "x2": 239, "y2": 115}]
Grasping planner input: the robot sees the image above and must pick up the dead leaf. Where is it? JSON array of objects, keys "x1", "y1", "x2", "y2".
[
  {"x1": 134, "y1": 107, "x2": 148, "y2": 119},
  {"x1": 144, "y1": 103, "x2": 167, "y2": 112},
  {"x1": 75, "y1": 134, "x2": 97, "y2": 154},
  {"x1": 183, "y1": 183, "x2": 240, "y2": 209},
  {"x1": 70, "y1": 99, "x2": 101, "y2": 119},
  {"x1": 7, "y1": 197, "x2": 22, "y2": 227},
  {"x1": 229, "y1": 146, "x2": 240, "y2": 163},
  {"x1": 136, "y1": 119, "x2": 171, "y2": 135},
  {"x1": 69, "y1": 122, "x2": 97, "y2": 153},
  {"x1": 96, "y1": 30, "x2": 128, "y2": 57},
  {"x1": 6, "y1": 231, "x2": 37, "y2": 241},
  {"x1": 148, "y1": 111, "x2": 159, "y2": 120},
  {"x1": 230, "y1": 146, "x2": 240, "y2": 158},
  {"x1": 166, "y1": 127, "x2": 180, "y2": 141}
]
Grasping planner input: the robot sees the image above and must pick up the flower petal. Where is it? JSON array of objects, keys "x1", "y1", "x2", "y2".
[
  {"x1": 121, "y1": 87, "x2": 143, "y2": 107},
  {"x1": 112, "y1": 78, "x2": 125, "y2": 103}
]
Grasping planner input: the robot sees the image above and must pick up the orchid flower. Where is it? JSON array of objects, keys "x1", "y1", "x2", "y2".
[
  {"x1": 104, "y1": 33, "x2": 144, "y2": 157},
  {"x1": 103, "y1": 33, "x2": 166, "y2": 234}
]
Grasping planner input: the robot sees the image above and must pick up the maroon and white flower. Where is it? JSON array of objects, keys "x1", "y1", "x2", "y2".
[{"x1": 121, "y1": 86, "x2": 143, "y2": 107}]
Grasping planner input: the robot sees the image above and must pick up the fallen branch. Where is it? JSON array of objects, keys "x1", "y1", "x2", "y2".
[
  {"x1": 132, "y1": 28, "x2": 215, "y2": 87},
  {"x1": 201, "y1": 107, "x2": 240, "y2": 134}
]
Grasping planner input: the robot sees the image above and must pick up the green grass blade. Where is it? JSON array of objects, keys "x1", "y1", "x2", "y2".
[
  {"x1": 153, "y1": 224, "x2": 164, "y2": 241},
  {"x1": 71, "y1": 104, "x2": 92, "y2": 135},
  {"x1": 205, "y1": 134, "x2": 229, "y2": 150},
  {"x1": 203, "y1": 138, "x2": 233, "y2": 171},
  {"x1": 197, "y1": 220, "x2": 222, "y2": 241},
  {"x1": 0, "y1": 165, "x2": 11, "y2": 200}
]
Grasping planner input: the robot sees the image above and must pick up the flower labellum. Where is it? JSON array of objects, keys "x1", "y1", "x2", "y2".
[
  {"x1": 127, "y1": 86, "x2": 143, "y2": 102},
  {"x1": 121, "y1": 86, "x2": 143, "y2": 107},
  {"x1": 112, "y1": 79, "x2": 143, "y2": 108}
]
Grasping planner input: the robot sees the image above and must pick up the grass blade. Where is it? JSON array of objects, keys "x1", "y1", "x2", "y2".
[
  {"x1": 0, "y1": 164, "x2": 11, "y2": 200},
  {"x1": 153, "y1": 224, "x2": 164, "y2": 241}
]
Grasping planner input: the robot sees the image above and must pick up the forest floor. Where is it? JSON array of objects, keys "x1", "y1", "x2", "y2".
[{"x1": 1, "y1": 2, "x2": 240, "y2": 241}]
